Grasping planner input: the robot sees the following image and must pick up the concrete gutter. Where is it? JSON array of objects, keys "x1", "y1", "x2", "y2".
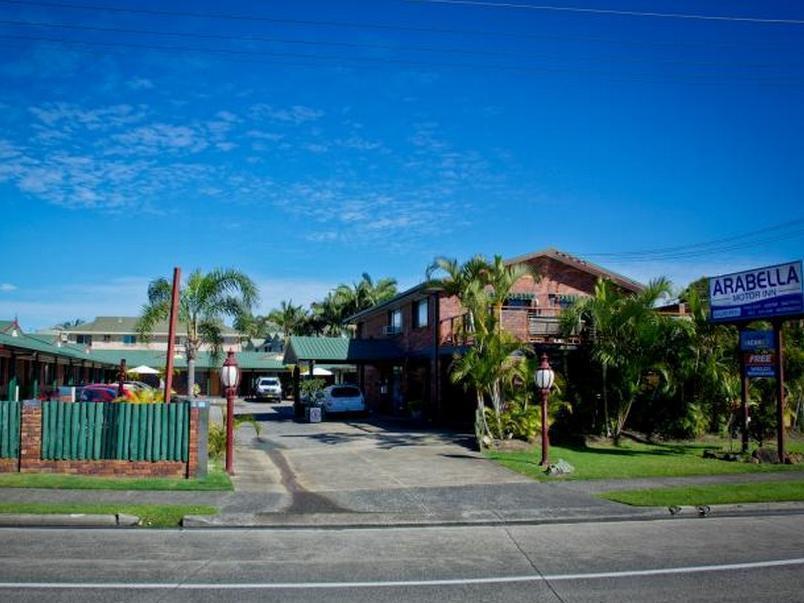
[
  {"x1": 183, "y1": 502, "x2": 804, "y2": 530},
  {"x1": 0, "y1": 513, "x2": 139, "y2": 528}
]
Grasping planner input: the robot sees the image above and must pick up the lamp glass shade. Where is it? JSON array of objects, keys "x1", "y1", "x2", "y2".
[
  {"x1": 534, "y1": 367, "x2": 555, "y2": 390},
  {"x1": 220, "y1": 365, "x2": 239, "y2": 388}
]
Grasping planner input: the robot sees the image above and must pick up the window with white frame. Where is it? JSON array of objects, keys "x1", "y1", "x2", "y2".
[
  {"x1": 388, "y1": 308, "x2": 403, "y2": 333},
  {"x1": 413, "y1": 298, "x2": 429, "y2": 328}
]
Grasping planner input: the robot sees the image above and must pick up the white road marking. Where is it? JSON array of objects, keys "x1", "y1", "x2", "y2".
[{"x1": 1, "y1": 557, "x2": 802, "y2": 590}]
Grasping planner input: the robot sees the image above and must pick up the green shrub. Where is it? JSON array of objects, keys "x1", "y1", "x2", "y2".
[
  {"x1": 208, "y1": 422, "x2": 226, "y2": 460},
  {"x1": 300, "y1": 378, "x2": 326, "y2": 400}
]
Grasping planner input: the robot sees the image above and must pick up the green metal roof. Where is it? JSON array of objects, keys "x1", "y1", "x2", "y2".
[
  {"x1": 44, "y1": 316, "x2": 240, "y2": 336},
  {"x1": 0, "y1": 325, "x2": 113, "y2": 365},
  {"x1": 283, "y1": 336, "x2": 402, "y2": 364}
]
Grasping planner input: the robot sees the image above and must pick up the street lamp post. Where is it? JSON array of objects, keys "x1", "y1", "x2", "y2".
[
  {"x1": 534, "y1": 353, "x2": 555, "y2": 467},
  {"x1": 220, "y1": 349, "x2": 239, "y2": 475}
]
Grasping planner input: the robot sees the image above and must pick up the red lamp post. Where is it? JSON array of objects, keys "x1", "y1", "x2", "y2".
[
  {"x1": 220, "y1": 349, "x2": 239, "y2": 475},
  {"x1": 534, "y1": 353, "x2": 556, "y2": 467}
]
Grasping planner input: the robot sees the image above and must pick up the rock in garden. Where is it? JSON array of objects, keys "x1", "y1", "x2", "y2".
[{"x1": 545, "y1": 458, "x2": 575, "y2": 477}]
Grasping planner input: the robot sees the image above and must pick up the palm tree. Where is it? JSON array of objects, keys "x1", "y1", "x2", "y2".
[
  {"x1": 429, "y1": 255, "x2": 537, "y2": 443},
  {"x1": 267, "y1": 300, "x2": 309, "y2": 343},
  {"x1": 426, "y1": 255, "x2": 491, "y2": 340},
  {"x1": 137, "y1": 268, "x2": 258, "y2": 397},
  {"x1": 337, "y1": 273, "x2": 398, "y2": 318},
  {"x1": 561, "y1": 277, "x2": 673, "y2": 440},
  {"x1": 55, "y1": 318, "x2": 85, "y2": 329}
]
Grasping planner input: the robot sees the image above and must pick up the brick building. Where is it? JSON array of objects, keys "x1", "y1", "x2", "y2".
[{"x1": 345, "y1": 248, "x2": 644, "y2": 424}]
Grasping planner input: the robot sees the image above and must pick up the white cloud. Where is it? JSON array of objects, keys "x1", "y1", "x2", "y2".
[
  {"x1": 29, "y1": 103, "x2": 146, "y2": 130},
  {"x1": 112, "y1": 123, "x2": 209, "y2": 154},
  {"x1": 0, "y1": 283, "x2": 17, "y2": 292},
  {"x1": 249, "y1": 104, "x2": 323, "y2": 125}
]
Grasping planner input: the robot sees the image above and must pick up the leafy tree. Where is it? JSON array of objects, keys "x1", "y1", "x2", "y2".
[
  {"x1": 137, "y1": 268, "x2": 258, "y2": 397},
  {"x1": 267, "y1": 300, "x2": 309, "y2": 343},
  {"x1": 429, "y1": 255, "x2": 538, "y2": 443},
  {"x1": 55, "y1": 318, "x2": 85, "y2": 329},
  {"x1": 561, "y1": 277, "x2": 673, "y2": 440}
]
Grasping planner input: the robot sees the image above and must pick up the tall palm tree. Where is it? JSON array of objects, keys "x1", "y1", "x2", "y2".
[
  {"x1": 426, "y1": 255, "x2": 491, "y2": 340},
  {"x1": 267, "y1": 300, "x2": 309, "y2": 343},
  {"x1": 561, "y1": 277, "x2": 672, "y2": 440},
  {"x1": 337, "y1": 273, "x2": 398, "y2": 318},
  {"x1": 429, "y1": 254, "x2": 538, "y2": 443},
  {"x1": 137, "y1": 268, "x2": 258, "y2": 396}
]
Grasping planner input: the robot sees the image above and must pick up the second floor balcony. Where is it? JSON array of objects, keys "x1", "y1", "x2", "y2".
[{"x1": 439, "y1": 306, "x2": 581, "y2": 347}]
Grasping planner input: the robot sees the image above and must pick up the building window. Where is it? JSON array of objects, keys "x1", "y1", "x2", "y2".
[
  {"x1": 413, "y1": 298, "x2": 429, "y2": 328},
  {"x1": 75, "y1": 334, "x2": 92, "y2": 345},
  {"x1": 387, "y1": 308, "x2": 403, "y2": 334},
  {"x1": 103, "y1": 334, "x2": 111, "y2": 343},
  {"x1": 122, "y1": 335, "x2": 137, "y2": 345}
]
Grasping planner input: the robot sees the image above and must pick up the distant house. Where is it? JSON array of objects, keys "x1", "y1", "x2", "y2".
[
  {"x1": 39, "y1": 316, "x2": 243, "y2": 353},
  {"x1": 342, "y1": 248, "x2": 644, "y2": 422}
]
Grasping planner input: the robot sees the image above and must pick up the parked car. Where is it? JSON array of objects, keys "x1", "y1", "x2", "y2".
[
  {"x1": 255, "y1": 377, "x2": 282, "y2": 401},
  {"x1": 77, "y1": 384, "x2": 136, "y2": 402},
  {"x1": 316, "y1": 385, "x2": 367, "y2": 417}
]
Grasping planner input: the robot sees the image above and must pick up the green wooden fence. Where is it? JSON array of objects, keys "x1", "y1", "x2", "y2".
[
  {"x1": 40, "y1": 401, "x2": 189, "y2": 462},
  {"x1": 0, "y1": 401, "x2": 20, "y2": 458}
]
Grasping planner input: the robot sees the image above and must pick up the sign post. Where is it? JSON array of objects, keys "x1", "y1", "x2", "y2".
[{"x1": 709, "y1": 261, "x2": 803, "y2": 464}]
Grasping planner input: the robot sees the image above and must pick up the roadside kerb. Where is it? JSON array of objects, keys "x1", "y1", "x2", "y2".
[
  {"x1": 0, "y1": 512, "x2": 139, "y2": 527},
  {"x1": 182, "y1": 501, "x2": 804, "y2": 530}
]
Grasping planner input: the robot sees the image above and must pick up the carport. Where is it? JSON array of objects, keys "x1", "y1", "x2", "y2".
[{"x1": 282, "y1": 336, "x2": 402, "y2": 415}]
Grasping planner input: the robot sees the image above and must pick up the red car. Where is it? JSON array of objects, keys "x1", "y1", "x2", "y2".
[{"x1": 77, "y1": 384, "x2": 136, "y2": 402}]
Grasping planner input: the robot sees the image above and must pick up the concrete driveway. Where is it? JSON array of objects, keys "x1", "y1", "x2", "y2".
[{"x1": 232, "y1": 400, "x2": 623, "y2": 518}]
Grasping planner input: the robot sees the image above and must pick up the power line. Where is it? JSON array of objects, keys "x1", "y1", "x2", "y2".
[
  {"x1": 582, "y1": 219, "x2": 804, "y2": 262},
  {"x1": 591, "y1": 218, "x2": 804, "y2": 257},
  {"x1": 5, "y1": 33, "x2": 804, "y2": 85},
  {"x1": 409, "y1": 0, "x2": 804, "y2": 26},
  {"x1": 0, "y1": 0, "x2": 797, "y2": 53},
  {"x1": 1, "y1": 18, "x2": 799, "y2": 71}
]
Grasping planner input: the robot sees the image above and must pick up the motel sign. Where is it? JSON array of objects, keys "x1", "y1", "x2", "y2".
[{"x1": 709, "y1": 261, "x2": 803, "y2": 323}]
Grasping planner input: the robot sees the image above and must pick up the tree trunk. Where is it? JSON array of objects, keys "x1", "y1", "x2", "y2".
[
  {"x1": 187, "y1": 357, "x2": 196, "y2": 398},
  {"x1": 602, "y1": 364, "x2": 611, "y2": 438},
  {"x1": 186, "y1": 338, "x2": 197, "y2": 398},
  {"x1": 490, "y1": 380, "x2": 503, "y2": 436},
  {"x1": 477, "y1": 390, "x2": 491, "y2": 438}
]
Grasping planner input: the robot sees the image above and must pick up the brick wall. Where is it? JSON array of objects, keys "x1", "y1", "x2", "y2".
[{"x1": 0, "y1": 400, "x2": 204, "y2": 479}]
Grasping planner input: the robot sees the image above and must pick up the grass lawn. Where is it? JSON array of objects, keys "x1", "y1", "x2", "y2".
[
  {"x1": 600, "y1": 480, "x2": 804, "y2": 507},
  {"x1": 0, "y1": 464, "x2": 232, "y2": 491},
  {"x1": 0, "y1": 502, "x2": 217, "y2": 528},
  {"x1": 487, "y1": 438, "x2": 804, "y2": 481}
]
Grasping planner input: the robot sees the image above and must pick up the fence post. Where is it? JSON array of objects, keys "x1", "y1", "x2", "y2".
[
  {"x1": 19, "y1": 400, "x2": 42, "y2": 472},
  {"x1": 188, "y1": 399, "x2": 208, "y2": 478}
]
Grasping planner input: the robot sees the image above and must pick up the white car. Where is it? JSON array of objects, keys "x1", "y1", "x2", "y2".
[
  {"x1": 318, "y1": 385, "x2": 367, "y2": 416},
  {"x1": 255, "y1": 377, "x2": 282, "y2": 401}
]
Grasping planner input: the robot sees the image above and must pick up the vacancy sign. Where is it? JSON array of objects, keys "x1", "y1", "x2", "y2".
[{"x1": 709, "y1": 260, "x2": 804, "y2": 323}]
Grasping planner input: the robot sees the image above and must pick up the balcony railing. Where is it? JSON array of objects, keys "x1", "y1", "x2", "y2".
[{"x1": 439, "y1": 306, "x2": 580, "y2": 346}]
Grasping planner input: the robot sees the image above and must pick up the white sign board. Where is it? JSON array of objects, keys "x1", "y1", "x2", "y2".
[{"x1": 709, "y1": 260, "x2": 803, "y2": 323}]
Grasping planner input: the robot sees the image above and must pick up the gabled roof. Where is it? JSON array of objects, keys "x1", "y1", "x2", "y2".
[
  {"x1": 283, "y1": 336, "x2": 403, "y2": 364},
  {"x1": 345, "y1": 247, "x2": 644, "y2": 324},
  {"x1": 505, "y1": 247, "x2": 644, "y2": 293},
  {"x1": 46, "y1": 316, "x2": 240, "y2": 336},
  {"x1": 0, "y1": 319, "x2": 115, "y2": 365},
  {"x1": 344, "y1": 283, "x2": 434, "y2": 323}
]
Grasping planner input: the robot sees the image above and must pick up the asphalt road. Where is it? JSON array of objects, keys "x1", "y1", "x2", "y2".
[{"x1": 2, "y1": 514, "x2": 804, "y2": 602}]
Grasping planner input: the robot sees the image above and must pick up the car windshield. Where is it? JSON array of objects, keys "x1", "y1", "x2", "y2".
[
  {"x1": 330, "y1": 386, "x2": 360, "y2": 398},
  {"x1": 260, "y1": 379, "x2": 279, "y2": 386}
]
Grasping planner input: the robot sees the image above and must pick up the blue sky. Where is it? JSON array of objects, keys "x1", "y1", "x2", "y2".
[{"x1": 1, "y1": 0, "x2": 803, "y2": 329}]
